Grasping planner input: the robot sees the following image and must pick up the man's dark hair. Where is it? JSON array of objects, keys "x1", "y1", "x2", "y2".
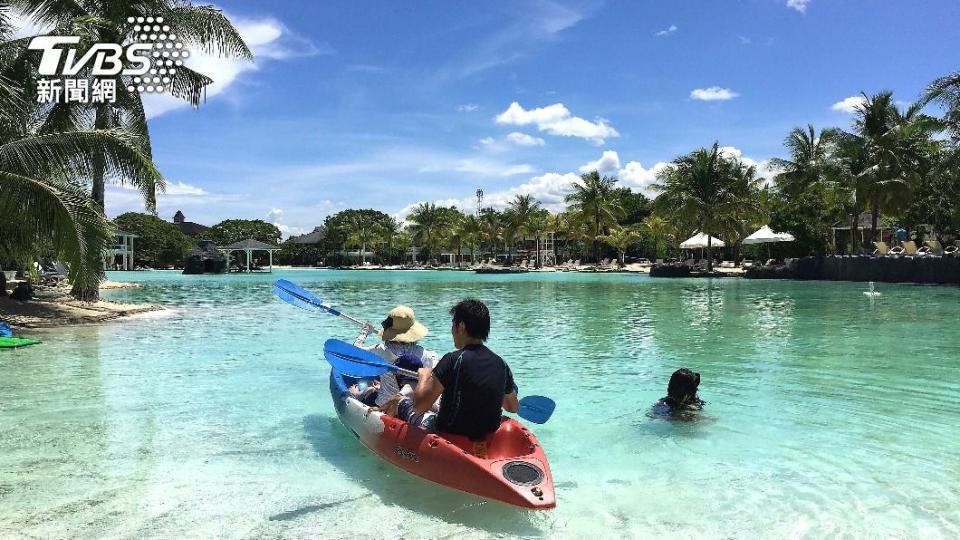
[{"x1": 450, "y1": 299, "x2": 490, "y2": 340}]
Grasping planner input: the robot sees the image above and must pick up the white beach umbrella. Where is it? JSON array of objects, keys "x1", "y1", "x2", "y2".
[
  {"x1": 679, "y1": 232, "x2": 726, "y2": 249},
  {"x1": 742, "y1": 225, "x2": 795, "y2": 245}
]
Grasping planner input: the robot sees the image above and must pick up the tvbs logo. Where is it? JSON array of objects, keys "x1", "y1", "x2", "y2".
[
  {"x1": 29, "y1": 36, "x2": 152, "y2": 77},
  {"x1": 29, "y1": 36, "x2": 153, "y2": 77},
  {"x1": 28, "y1": 16, "x2": 187, "y2": 104}
]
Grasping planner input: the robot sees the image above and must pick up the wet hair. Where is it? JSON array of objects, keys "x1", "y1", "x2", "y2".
[
  {"x1": 666, "y1": 368, "x2": 701, "y2": 404},
  {"x1": 450, "y1": 299, "x2": 490, "y2": 340}
]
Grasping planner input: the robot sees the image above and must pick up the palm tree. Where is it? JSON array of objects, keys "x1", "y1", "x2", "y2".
[
  {"x1": 641, "y1": 215, "x2": 672, "y2": 260},
  {"x1": 0, "y1": 129, "x2": 163, "y2": 295},
  {"x1": 457, "y1": 214, "x2": 483, "y2": 265},
  {"x1": 344, "y1": 213, "x2": 382, "y2": 265},
  {"x1": 828, "y1": 132, "x2": 871, "y2": 253},
  {"x1": 526, "y1": 210, "x2": 549, "y2": 267},
  {"x1": 601, "y1": 226, "x2": 641, "y2": 266},
  {"x1": 564, "y1": 171, "x2": 624, "y2": 263},
  {"x1": 851, "y1": 91, "x2": 939, "y2": 242},
  {"x1": 16, "y1": 1, "x2": 252, "y2": 210},
  {"x1": 407, "y1": 202, "x2": 445, "y2": 262},
  {"x1": 506, "y1": 194, "x2": 540, "y2": 264},
  {"x1": 0, "y1": 32, "x2": 164, "y2": 298},
  {"x1": 651, "y1": 143, "x2": 762, "y2": 271},
  {"x1": 925, "y1": 71, "x2": 960, "y2": 142},
  {"x1": 769, "y1": 124, "x2": 839, "y2": 197},
  {"x1": 545, "y1": 212, "x2": 566, "y2": 264},
  {"x1": 480, "y1": 208, "x2": 502, "y2": 262}
]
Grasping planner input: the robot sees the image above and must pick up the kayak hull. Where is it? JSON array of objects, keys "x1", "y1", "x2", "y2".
[
  {"x1": 0, "y1": 337, "x2": 40, "y2": 348},
  {"x1": 328, "y1": 370, "x2": 555, "y2": 510}
]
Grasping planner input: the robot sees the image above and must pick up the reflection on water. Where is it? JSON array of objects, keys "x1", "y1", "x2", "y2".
[{"x1": 1, "y1": 270, "x2": 959, "y2": 538}]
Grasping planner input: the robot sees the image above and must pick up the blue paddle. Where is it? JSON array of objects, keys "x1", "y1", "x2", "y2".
[
  {"x1": 323, "y1": 339, "x2": 556, "y2": 424},
  {"x1": 273, "y1": 279, "x2": 369, "y2": 327}
]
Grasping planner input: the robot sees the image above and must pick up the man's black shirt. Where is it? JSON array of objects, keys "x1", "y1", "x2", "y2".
[{"x1": 432, "y1": 343, "x2": 514, "y2": 440}]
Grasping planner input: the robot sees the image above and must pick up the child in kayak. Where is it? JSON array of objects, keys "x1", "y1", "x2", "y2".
[
  {"x1": 651, "y1": 368, "x2": 705, "y2": 419},
  {"x1": 378, "y1": 299, "x2": 519, "y2": 449},
  {"x1": 349, "y1": 305, "x2": 439, "y2": 407}
]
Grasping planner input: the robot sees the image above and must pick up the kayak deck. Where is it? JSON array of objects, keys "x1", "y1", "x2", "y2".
[{"x1": 329, "y1": 370, "x2": 555, "y2": 510}]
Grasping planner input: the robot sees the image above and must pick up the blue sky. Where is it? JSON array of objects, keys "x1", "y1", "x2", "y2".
[{"x1": 101, "y1": 0, "x2": 959, "y2": 236}]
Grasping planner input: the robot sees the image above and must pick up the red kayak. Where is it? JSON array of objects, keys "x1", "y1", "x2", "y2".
[{"x1": 329, "y1": 369, "x2": 556, "y2": 510}]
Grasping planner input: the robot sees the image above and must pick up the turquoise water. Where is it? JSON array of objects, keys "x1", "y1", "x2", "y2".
[{"x1": 2, "y1": 270, "x2": 959, "y2": 538}]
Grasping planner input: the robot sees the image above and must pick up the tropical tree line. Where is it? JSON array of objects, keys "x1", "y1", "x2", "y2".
[
  {"x1": 273, "y1": 72, "x2": 960, "y2": 269},
  {"x1": 0, "y1": 1, "x2": 250, "y2": 299}
]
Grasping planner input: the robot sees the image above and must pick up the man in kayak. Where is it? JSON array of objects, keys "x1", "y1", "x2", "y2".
[
  {"x1": 380, "y1": 299, "x2": 519, "y2": 449},
  {"x1": 349, "y1": 305, "x2": 440, "y2": 407}
]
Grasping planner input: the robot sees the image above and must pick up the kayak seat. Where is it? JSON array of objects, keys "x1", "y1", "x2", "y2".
[{"x1": 439, "y1": 418, "x2": 536, "y2": 459}]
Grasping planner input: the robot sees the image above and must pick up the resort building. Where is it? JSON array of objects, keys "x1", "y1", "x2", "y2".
[
  {"x1": 172, "y1": 210, "x2": 211, "y2": 238},
  {"x1": 104, "y1": 230, "x2": 137, "y2": 270}
]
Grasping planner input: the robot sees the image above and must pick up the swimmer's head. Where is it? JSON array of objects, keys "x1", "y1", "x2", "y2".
[{"x1": 667, "y1": 368, "x2": 701, "y2": 404}]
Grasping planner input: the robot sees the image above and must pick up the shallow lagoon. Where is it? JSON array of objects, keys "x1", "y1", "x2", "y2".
[{"x1": 2, "y1": 270, "x2": 959, "y2": 538}]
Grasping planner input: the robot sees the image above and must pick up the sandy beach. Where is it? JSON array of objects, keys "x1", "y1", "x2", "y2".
[{"x1": 0, "y1": 281, "x2": 162, "y2": 328}]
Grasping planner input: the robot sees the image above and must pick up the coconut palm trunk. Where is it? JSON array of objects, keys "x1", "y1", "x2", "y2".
[
  {"x1": 706, "y1": 234, "x2": 713, "y2": 271},
  {"x1": 851, "y1": 214, "x2": 859, "y2": 253}
]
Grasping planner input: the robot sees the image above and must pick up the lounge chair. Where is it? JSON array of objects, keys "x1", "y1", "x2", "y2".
[
  {"x1": 741, "y1": 259, "x2": 753, "y2": 268},
  {"x1": 919, "y1": 240, "x2": 944, "y2": 256},
  {"x1": 888, "y1": 245, "x2": 905, "y2": 256},
  {"x1": 873, "y1": 241, "x2": 890, "y2": 256},
  {"x1": 764, "y1": 259, "x2": 776, "y2": 267},
  {"x1": 946, "y1": 243, "x2": 959, "y2": 257},
  {"x1": 902, "y1": 241, "x2": 919, "y2": 256}
]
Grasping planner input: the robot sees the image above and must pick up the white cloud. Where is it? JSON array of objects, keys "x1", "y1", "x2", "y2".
[
  {"x1": 578, "y1": 150, "x2": 621, "y2": 173},
  {"x1": 265, "y1": 207, "x2": 306, "y2": 238},
  {"x1": 164, "y1": 181, "x2": 208, "y2": 196},
  {"x1": 738, "y1": 36, "x2": 752, "y2": 45},
  {"x1": 690, "y1": 87, "x2": 739, "y2": 101},
  {"x1": 104, "y1": 180, "x2": 240, "y2": 220},
  {"x1": 495, "y1": 102, "x2": 619, "y2": 145},
  {"x1": 143, "y1": 14, "x2": 331, "y2": 118},
  {"x1": 458, "y1": 104, "x2": 480, "y2": 112},
  {"x1": 720, "y1": 146, "x2": 777, "y2": 186},
  {"x1": 787, "y1": 0, "x2": 810, "y2": 13},
  {"x1": 831, "y1": 95, "x2": 866, "y2": 113},
  {"x1": 419, "y1": 158, "x2": 534, "y2": 177},
  {"x1": 506, "y1": 132, "x2": 545, "y2": 146},
  {"x1": 618, "y1": 161, "x2": 671, "y2": 196},
  {"x1": 655, "y1": 25, "x2": 678, "y2": 37},
  {"x1": 479, "y1": 137, "x2": 497, "y2": 146}
]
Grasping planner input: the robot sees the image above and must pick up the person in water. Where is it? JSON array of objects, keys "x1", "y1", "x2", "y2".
[
  {"x1": 349, "y1": 305, "x2": 439, "y2": 407},
  {"x1": 652, "y1": 368, "x2": 705, "y2": 418},
  {"x1": 378, "y1": 299, "x2": 519, "y2": 449}
]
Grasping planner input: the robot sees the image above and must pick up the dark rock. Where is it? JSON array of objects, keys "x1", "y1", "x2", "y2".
[
  {"x1": 10, "y1": 282, "x2": 33, "y2": 301},
  {"x1": 183, "y1": 240, "x2": 227, "y2": 274},
  {"x1": 649, "y1": 263, "x2": 692, "y2": 278},
  {"x1": 744, "y1": 255, "x2": 960, "y2": 285}
]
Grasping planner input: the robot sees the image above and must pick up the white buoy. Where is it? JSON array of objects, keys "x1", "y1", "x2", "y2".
[{"x1": 863, "y1": 281, "x2": 881, "y2": 297}]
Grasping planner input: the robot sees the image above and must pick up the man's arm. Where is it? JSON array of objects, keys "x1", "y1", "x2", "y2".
[
  {"x1": 502, "y1": 391, "x2": 519, "y2": 413},
  {"x1": 412, "y1": 367, "x2": 444, "y2": 414}
]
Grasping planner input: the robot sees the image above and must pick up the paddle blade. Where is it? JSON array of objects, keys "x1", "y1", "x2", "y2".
[
  {"x1": 273, "y1": 279, "x2": 343, "y2": 315},
  {"x1": 518, "y1": 396, "x2": 556, "y2": 424},
  {"x1": 323, "y1": 339, "x2": 392, "y2": 378}
]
